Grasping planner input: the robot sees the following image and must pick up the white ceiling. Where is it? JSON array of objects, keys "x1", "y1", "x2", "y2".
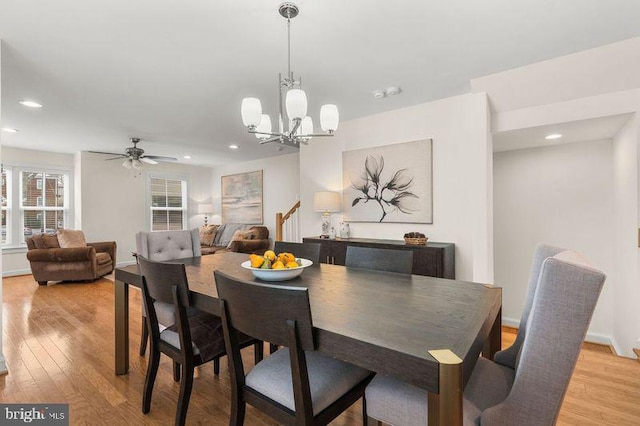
[
  {"x1": 493, "y1": 114, "x2": 633, "y2": 152},
  {"x1": 1, "y1": 0, "x2": 640, "y2": 166}
]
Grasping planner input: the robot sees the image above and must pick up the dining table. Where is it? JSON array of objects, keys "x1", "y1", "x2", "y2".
[{"x1": 114, "y1": 251, "x2": 502, "y2": 426}]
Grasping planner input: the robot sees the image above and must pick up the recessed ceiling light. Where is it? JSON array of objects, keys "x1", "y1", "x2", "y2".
[
  {"x1": 19, "y1": 100, "x2": 43, "y2": 108},
  {"x1": 183, "y1": 155, "x2": 191, "y2": 160},
  {"x1": 229, "y1": 144, "x2": 239, "y2": 150},
  {"x1": 545, "y1": 133, "x2": 563, "y2": 140},
  {"x1": 1, "y1": 127, "x2": 19, "y2": 133}
]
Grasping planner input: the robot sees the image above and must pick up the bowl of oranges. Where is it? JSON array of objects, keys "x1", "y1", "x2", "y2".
[{"x1": 241, "y1": 250, "x2": 313, "y2": 282}]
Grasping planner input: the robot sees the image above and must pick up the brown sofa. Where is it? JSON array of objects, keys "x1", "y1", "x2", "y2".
[
  {"x1": 26, "y1": 233, "x2": 117, "y2": 285},
  {"x1": 199, "y1": 224, "x2": 270, "y2": 255}
]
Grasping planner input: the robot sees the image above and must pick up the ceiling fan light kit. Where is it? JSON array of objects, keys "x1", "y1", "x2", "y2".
[
  {"x1": 89, "y1": 137, "x2": 177, "y2": 172},
  {"x1": 240, "y1": 2, "x2": 339, "y2": 148}
]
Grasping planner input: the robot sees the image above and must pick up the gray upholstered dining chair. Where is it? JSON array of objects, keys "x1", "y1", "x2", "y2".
[
  {"x1": 274, "y1": 241, "x2": 322, "y2": 264},
  {"x1": 345, "y1": 245, "x2": 413, "y2": 274},
  {"x1": 214, "y1": 270, "x2": 374, "y2": 425},
  {"x1": 364, "y1": 243, "x2": 606, "y2": 426},
  {"x1": 136, "y1": 229, "x2": 201, "y2": 356}
]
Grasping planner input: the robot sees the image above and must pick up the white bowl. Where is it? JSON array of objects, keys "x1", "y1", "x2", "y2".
[{"x1": 241, "y1": 258, "x2": 314, "y2": 282}]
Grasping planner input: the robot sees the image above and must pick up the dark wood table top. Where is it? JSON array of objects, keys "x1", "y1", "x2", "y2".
[{"x1": 116, "y1": 252, "x2": 501, "y2": 391}]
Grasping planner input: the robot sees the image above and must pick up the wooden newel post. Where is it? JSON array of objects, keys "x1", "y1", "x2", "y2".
[
  {"x1": 276, "y1": 212, "x2": 283, "y2": 241},
  {"x1": 427, "y1": 349, "x2": 463, "y2": 426}
]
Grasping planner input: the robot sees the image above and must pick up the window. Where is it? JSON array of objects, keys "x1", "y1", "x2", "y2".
[
  {"x1": 21, "y1": 171, "x2": 68, "y2": 241},
  {"x1": 149, "y1": 176, "x2": 187, "y2": 231},
  {"x1": 1, "y1": 167, "x2": 71, "y2": 247}
]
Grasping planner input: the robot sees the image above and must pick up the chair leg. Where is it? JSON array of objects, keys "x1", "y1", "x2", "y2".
[
  {"x1": 254, "y1": 341, "x2": 264, "y2": 364},
  {"x1": 142, "y1": 348, "x2": 160, "y2": 414},
  {"x1": 269, "y1": 343, "x2": 278, "y2": 354},
  {"x1": 213, "y1": 357, "x2": 220, "y2": 376},
  {"x1": 173, "y1": 361, "x2": 181, "y2": 382},
  {"x1": 229, "y1": 397, "x2": 246, "y2": 426},
  {"x1": 176, "y1": 364, "x2": 194, "y2": 426},
  {"x1": 139, "y1": 318, "x2": 148, "y2": 356}
]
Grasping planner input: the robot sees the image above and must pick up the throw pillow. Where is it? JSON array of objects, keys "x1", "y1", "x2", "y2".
[
  {"x1": 33, "y1": 234, "x2": 61, "y2": 249},
  {"x1": 199, "y1": 225, "x2": 219, "y2": 247},
  {"x1": 57, "y1": 229, "x2": 87, "y2": 248},
  {"x1": 227, "y1": 229, "x2": 255, "y2": 248},
  {"x1": 217, "y1": 224, "x2": 243, "y2": 247}
]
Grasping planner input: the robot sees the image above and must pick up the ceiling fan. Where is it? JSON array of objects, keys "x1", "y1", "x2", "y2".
[{"x1": 89, "y1": 138, "x2": 177, "y2": 169}]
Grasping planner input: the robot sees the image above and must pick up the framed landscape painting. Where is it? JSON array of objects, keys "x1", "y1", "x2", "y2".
[
  {"x1": 343, "y1": 139, "x2": 433, "y2": 223},
  {"x1": 221, "y1": 170, "x2": 263, "y2": 224}
]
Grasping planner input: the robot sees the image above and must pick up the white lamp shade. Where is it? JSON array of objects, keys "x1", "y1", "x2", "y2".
[
  {"x1": 209, "y1": 214, "x2": 221, "y2": 225},
  {"x1": 241, "y1": 97, "x2": 262, "y2": 127},
  {"x1": 320, "y1": 104, "x2": 339, "y2": 132},
  {"x1": 313, "y1": 191, "x2": 341, "y2": 212},
  {"x1": 198, "y1": 203, "x2": 214, "y2": 214},
  {"x1": 300, "y1": 116, "x2": 313, "y2": 136},
  {"x1": 285, "y1": 89, "x2": 307, "y2": 120},
  {"x1": 255, "y1": 114, "x2": 272, "y2": 139}
]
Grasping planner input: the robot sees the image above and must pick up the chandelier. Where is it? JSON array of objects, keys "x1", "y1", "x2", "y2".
[{"x1": 240, "y1": 2, "x2": 339, "y2": 148}]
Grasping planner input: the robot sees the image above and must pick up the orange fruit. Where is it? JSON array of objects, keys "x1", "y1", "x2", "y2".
[
  {"x1": 249, "y1": 254, "x2": 264, "y2": 268},
  {"x1": 272, "y1": 261, "x2": 285, "y2": 270},
  {"x1": 264, "y1": 250, "x2": 276, "y2": 261},
  {"x1": 285, "y1": 261, "x2": 299, "y2": 269}
]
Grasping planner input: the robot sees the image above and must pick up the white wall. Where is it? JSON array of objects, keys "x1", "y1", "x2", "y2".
[
  {"x1": 612, "y1": 116, "x2": 640, "y2": 356},
  {"x1": 476, "y1": 37, "x2": 640, "y2": 356},
  {"x1": 299, "y1": 92, "x2": 493, "y2": 282},
  {"x1": 472, "y1": 37, "x2": 640, "y2": 112},
  {"x1": 494, "y1": 140, "x2": 615, "y2": 343},
  {"x1": 211, "y1": 153, "x2": 300, "y2": 244},
  {"x1": 79, "y1": 152, "x2": 213, "y2": 265}
]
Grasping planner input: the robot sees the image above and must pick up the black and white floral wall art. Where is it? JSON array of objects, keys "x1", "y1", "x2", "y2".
[{"x1": 342, "y1": 140, "x2": 433, "y2": 223}]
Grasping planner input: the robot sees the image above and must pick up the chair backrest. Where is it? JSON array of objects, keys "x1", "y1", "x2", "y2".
[
  {"x1": 136, "y1": 229, "x2": 201, "y2": 261},
  {"x1": 345, "y1": 246, "x2": 413, "y2": 274},
  {"x1": 493, "y1": 243, "x2": 565, "y2": 369},
  {"x1": 214, "y1": 270, "x2": 314, "y2": 351},
  {"x1": 481, "y1": 249, "x2": 605, "y2": 425},
  {"x1": 138, "y1": 256, "x2": 194, "y2": 355},
  {"x1": 274, "y1": 241, "x2": 321, "y2": 264}
]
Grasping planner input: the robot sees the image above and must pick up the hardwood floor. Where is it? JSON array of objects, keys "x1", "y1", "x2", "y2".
[{"x1": 1, "y1": 274, "x2": 639, "y2": 425}]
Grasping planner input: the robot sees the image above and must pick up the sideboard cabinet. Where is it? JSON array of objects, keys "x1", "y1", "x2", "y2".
[{"x1": 302, "y1": 237, "x2": 455, "y2": 279}]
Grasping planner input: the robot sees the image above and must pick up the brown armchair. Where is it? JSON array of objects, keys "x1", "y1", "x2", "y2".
[{"x1": 26, "y1": 233, "x2": 117, "y2": 285}]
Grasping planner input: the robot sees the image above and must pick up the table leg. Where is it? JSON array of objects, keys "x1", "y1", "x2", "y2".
[
  {"x1": 115, "y1": 279, "x2": 129, "y2": 375},
  {"x1": 483, "y1": 307, "x2": 502, "y2": 360},
  {"x1": 427, "y1": 350, "x2": 463, "y2": 426}
]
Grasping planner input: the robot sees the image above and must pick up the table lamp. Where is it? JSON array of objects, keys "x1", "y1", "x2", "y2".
[
  {"x1": 313, "y1": 191, "x2": 341, "y2": 238},
  {"x1": 197, "y1": 204, "x2": 214, "y2": 226}
]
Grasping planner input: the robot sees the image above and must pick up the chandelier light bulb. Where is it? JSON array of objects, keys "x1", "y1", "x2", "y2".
[
  {"x1": 255, "y1": 114, "x2": 272, "y2": 139},
  {"x1": 241, "y1": 98, "x2": 262, "y2": 127},
  {"x1": 320, "y1": 104, "x2": 339, "y2": 132},
  {"x1": 285, "y1": 89, "x2": 308, "y2": 120},
  {"x1": 301, "y1": 116, "x2": 313, "y2": 136}
]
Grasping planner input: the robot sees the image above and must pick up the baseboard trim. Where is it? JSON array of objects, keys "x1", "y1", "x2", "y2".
[
  {"x1": 2, "y1": 269, "x2": 32, "y2": 278},
  {"x1": 503, "y1": 316, "x2": 620, "y2": 355}
]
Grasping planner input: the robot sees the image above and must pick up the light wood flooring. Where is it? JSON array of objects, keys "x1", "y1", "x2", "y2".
[{"x1": 1, "y1": 274, "x2": 639, "y2": 425}]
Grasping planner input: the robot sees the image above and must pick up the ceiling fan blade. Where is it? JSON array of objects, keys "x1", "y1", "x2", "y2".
[
  {"x1": 144, "y1": 155, "x2": 178, "y2": 162},
  {"x1": 88, "y1": 150, "x2": 125, "y2": 157},
  {"x1": 140, "y1": 157, "x2": 158, "y2": 165},
  {"x1": 105, "y1": 156, "x2": 129, "y2": 161}
]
